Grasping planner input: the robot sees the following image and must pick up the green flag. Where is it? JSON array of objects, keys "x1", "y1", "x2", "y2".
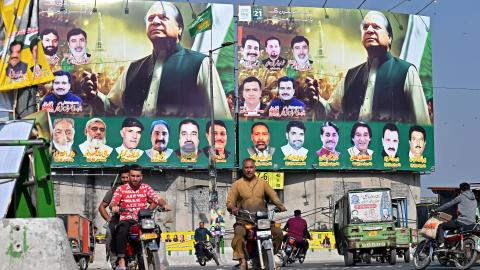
[{"x1": 188, "y1": 6, "x2": 213, "y2": 37}]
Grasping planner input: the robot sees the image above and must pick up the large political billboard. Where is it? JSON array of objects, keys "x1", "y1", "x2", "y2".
[
  {"x1": 237, "y1": 6, "x2": 434, "y2": 171},
  {"x1": 39, "y1": 1, "x2": 235, "y2": 168}
]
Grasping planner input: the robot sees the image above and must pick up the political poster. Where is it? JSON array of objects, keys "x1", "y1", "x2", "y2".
[{"x1": 38, "y1": 1, "x2": 235, "y2": 168}]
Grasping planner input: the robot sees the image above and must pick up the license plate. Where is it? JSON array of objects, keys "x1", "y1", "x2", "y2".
[
  {"x1": 257, "y1": 231, "x2": 271, "y2": 238},
  {"x1": 369, "y1": 231, "x2": 378, "y2": 236},
  {"x1": 476, "y1": 239, "x2": 480, "y2": 251},
  {"x1": 141, "y1": 232, "x2": 157, "y2": 240}
]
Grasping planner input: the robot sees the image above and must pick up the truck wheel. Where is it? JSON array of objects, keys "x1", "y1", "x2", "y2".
[
  {"x1": 389, "y1": 249, "x2": 397, "y2": 265},
  {"x1": 344, "y1": 250, "x2": 355, "y2": 266},
  {"x1": 404, "y1": 248, "x2": 411, "y2": 263},
  {"x1": 78, "y1": 257, "x2": 88, "y2": 270}
]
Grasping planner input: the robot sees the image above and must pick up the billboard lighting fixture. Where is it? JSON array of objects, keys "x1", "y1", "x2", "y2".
[
  {"x1": 187, "y1": 0, "x2": 197, "y2": 19},
  {"x1": 391, "y1": 13, "x2": 404, "y2": 31},
  {"x1": 92, "y1": 0, "x2": 97, "y2": 13},
  {"x1": 60, "y1": 0, "x2": 65, "y2": 12},
  {"x1": 124, "y1": 0, "x2": 129, "y2": 14},
  {"x1": 323, "y1": 8, "x2": 329, "y2": 19}
]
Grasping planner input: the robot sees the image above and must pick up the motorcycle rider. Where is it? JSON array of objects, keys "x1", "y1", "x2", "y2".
[
  {"x1": 283, "y1": 209, "x2": 311, "y2": 258},
  {"x1": 435, "y1": 182, "x2": 477, "y2": 248},
  {"x1": 98, "y1": 166, "x2": 130, "y2": 264},
  {"x1": 110, "y1": 164, "x2": 169, "y2": 270},
  {"x1": 227, "y1": 158, "x2": 287, "y2": 270},
  {"x1": 194, "y1": 221, "x2": 213, "y2": 259}
]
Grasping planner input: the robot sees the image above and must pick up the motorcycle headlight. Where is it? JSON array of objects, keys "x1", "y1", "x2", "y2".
[
  {"x1": 257, "y1": 219, "x2": 270, "y2": 230},
  {"x1": 141, "y1": 219, "x2": 155, "y2": 230}
]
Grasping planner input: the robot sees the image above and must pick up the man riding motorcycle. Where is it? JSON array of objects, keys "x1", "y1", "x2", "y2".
[
  {"x1": 194, "y1": 221, "x2": 213, "y2": 259},
  {"x1": 434, "y1": 182, "x2": 477, "y2": 248},
  {"x1": 98, "y1": 166, "x2": 130, "y2": 265},
  {"x1": 283, "y1": 209, "x2": 311, "y2": 258},
  {"x1": 226, "y1": 158, "x2": 287, "y2": 270},
  {"x1": 110, "y1": 164, "x2": 169, "y2": 270}
]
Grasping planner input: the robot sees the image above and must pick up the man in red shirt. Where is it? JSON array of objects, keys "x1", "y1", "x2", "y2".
[
  {"x1": 283, "y1": 210, "x2": 311, "y2": 258},
  {"x1": 110, "y1": 164, "x2": 168, "y2": 269}
]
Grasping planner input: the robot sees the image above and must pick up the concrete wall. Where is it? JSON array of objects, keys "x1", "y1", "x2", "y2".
[{"x1": 52, "y1": 169, "x2": 421, "y2": 237}]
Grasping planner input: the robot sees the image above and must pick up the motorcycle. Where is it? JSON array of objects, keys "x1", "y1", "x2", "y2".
[
  {"x1": 413, "y1": 212, "x2": 480, "y2": 270},
  {"x1": 236, "y1": 208, "x2": 280, "y2": 270},
  {"x1": 114, "y1": 208, "x2": 163, "y2": 270},
  {"x1": 210, "y1": 223, "x2": 225, "y2": 253},
  {"x1": 281, "y1": 236, "x2": 305, "y2": 266},
  {"x1": 196, "y1": 240, "x2": 220, "y2": 266}
]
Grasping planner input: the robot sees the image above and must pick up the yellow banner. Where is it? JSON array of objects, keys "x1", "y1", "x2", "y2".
[
  {"x1": 309, "y1": 231, "x2": 335, "y2": 250},
  {"x1": 256, "y1": 171, "x2": 284, "y2": 190},
  {"x1": 161, "y1": 231, "x2": 195, "y2": 251},
  {"x1": 0, "y1": 0, "x2": 54, "y2": 91}
]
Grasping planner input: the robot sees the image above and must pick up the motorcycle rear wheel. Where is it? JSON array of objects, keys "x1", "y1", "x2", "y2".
[
  {"x1": 413, "y1": 240, "x2": 431, "y2": 270},
  {"x1": 453, "y1": 238, "x2": 478, "y2": 270},
  {"x1": 148, "y1": 251, "x2": 161, "y2": 270}
]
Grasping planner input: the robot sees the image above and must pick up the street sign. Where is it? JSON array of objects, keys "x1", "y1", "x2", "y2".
[{"x1": 256, "y1": 172, "x2": 284, "y2": 190}]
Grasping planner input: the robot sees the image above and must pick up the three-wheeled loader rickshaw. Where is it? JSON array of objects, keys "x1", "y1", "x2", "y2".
[
  {"x1": 334, "y1": 188, "x2": 397, "y2": 266},
  {"x1": 58, "y1": 214, "x2": 95, "y2": 270}
]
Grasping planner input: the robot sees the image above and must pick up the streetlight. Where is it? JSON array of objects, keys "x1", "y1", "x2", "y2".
[{"x1": 208, "y1": 41, "x2": 235, "y2": 207}]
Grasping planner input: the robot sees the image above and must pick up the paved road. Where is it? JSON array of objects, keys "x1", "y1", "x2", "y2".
[{"x1": 91, "y1": 262, "x2": 480, "y2": 270}]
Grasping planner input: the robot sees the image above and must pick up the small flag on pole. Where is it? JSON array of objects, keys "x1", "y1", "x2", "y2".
[{"x1": 188, "y1": 6, "x2": 213, "y2": 37}]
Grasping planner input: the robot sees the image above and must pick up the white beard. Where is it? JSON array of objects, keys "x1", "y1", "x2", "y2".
[
  {"x1": 71, "y1": 47, "x2": 87, "y2": 59},
  {"x1": 294, "y1": 54, "x2": 309, "y2": 65},
  {"x1": 53, "y1": 140, "x2": 74, "y2": 152},
  {"x1": 86, "y1": 136, "x2": 106, "y2": 149}
]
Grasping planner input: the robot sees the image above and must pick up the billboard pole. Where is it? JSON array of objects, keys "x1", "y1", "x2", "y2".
[{"x1": 208, "y1": 41, "x2": 235, "y2": 209}]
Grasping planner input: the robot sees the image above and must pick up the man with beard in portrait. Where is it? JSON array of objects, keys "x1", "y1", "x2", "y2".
[
  {"x1": 79, "y1": 118, "x2": 113, "y2": 160},
  {"x1": 40, "y1": 28, "x2": 60, "y2": 69},
  {"x1": 62, "y1": 28, "x2": 91, "y2": 65},
  {"x1": 288, "y1": 36, "x2": 313, "y2": 71},
  {"x1": 52, "y1": 118, "x2": 76, "y2": 162}
]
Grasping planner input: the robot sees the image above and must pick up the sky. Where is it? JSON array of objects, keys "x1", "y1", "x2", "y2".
[{"x1": 196, "y1": 0, "x2": 480, "y2": 196}]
